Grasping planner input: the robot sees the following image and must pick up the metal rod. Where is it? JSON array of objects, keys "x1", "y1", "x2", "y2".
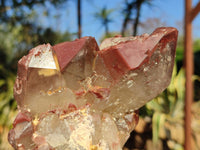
[{"x1": 184, "y1": 0, "x2": 193, "y2": 149}]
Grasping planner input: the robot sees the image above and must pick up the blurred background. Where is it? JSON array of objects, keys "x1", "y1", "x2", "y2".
[{"x1": 0, "y1": 0, "x2": 200, "y2": 149}]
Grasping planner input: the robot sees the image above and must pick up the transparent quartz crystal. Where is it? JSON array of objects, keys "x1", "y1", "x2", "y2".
[
  {"x1": 15, "y1": 44, "x2": 77, "y2": 115},
  {"x1": 100, "y1": 40, "x2": 176, "y2": 118},
  {"x1": 9, "y1": 28, "x2": 178, "y2": 150}
]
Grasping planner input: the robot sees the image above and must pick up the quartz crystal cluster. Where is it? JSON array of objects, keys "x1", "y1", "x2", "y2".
[{"x1": 8, "y1": 27, "x2": 178, "y2": 150}]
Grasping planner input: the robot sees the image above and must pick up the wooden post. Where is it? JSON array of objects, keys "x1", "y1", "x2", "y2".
[
  {"x1": 184, "y1": 1, "x2": 200, "y2": 150},
  {"x1": 184, "y1": 0, "x2": 193, "y2": 150}
]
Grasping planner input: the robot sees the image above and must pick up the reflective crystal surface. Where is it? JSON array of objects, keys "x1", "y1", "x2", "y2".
[{"x1": 9, "y1": 28, "x2": 178, "y2": 150}]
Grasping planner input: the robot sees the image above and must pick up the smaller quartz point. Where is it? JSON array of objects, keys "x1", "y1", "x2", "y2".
[
  {"x1": 9, "y1": 27, "x2": 178, "y2": 150},
  {"x1": 14, "y1": 44, "x2": 73, "y2": 115},
  {"x1": 8, "y1": 112, "x2": 35, "y2": 150},
  {"x1": 53, "y1": 37, "x2": 99, "y2": 90},
  {"x1": 95, "y1": 27, "x2": 178, "y2": 117}
]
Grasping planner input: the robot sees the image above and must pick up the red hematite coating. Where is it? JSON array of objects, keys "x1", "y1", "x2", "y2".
[
  {"x1": 98, "y1": 27, "x2": 178, "y2": 80},
  {"x1": 13, "y1": 112, "x2": 31, "y2": 128},
  {"x1": 53, "y1": 36, "x2": 99, "y2": 72}
]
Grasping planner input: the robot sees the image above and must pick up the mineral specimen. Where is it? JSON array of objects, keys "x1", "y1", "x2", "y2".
[{"x1": 8, "y1": 27, "x2": 178, "y2": 150}]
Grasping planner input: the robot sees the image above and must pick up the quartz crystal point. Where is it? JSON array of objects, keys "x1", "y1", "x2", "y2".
[
  {"x1": 9, "y1": 27, "x2": 178, "y2": 150},
  {"x1": 95, "y1": 27, "x2": 178, "y2": 117}
]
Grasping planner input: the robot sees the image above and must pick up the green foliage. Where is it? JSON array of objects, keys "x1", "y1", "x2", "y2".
[
  {"x1": 145, "y1": 66, "x2": 185, "y2": 149},
  {"x1": 193, "y1": 39, "x2": 200, "y2": 52},
  {"x1": 142, "y1": 64, "x2": 200, "y2": 150},
  {"x1": 175, "y1": 37, "x2": 200, "y2": 64},
  {"x1": 0, "y1": 0, "x2": 66, "y2": 24},
  {"x1": 176, "y1": 37, "x2": 200, "y2": 101},
  {"x1": 0, "y1": 66, "x2": 17, "y2": 126}
]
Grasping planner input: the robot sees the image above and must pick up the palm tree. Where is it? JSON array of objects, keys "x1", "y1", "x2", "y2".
[
  {"x1": 94, "y1": 6, "x2": 114, "y2": 36},
  {"x1": 121, "y1": 0, "x2": 153, "y2": 36}
]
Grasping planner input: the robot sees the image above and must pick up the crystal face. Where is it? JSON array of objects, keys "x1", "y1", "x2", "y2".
[{"x1": 8, "y1": 27, "x2": 178, "y2": 150}]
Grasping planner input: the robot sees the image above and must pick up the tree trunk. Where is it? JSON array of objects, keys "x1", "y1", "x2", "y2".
[
  {"x1": 105, "y1": 21, "x2": 109, "y2": 36},
  {"x1": 133, "y1": 0, "x2": 143, "y2": 36},
  {"x1": 77, "y1": 0, "x2": 82, "y2": 38},
  {"x1": 121, "y1": 11, "x2": 131, "y2": 36},
  {"x1": 121, "y1": 1, "x2": 133, "y2": 36}
]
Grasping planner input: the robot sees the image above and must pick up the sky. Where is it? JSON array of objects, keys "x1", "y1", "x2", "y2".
[{"x1": 39, "y1": 0, "x2": 200, "y2": 42}]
